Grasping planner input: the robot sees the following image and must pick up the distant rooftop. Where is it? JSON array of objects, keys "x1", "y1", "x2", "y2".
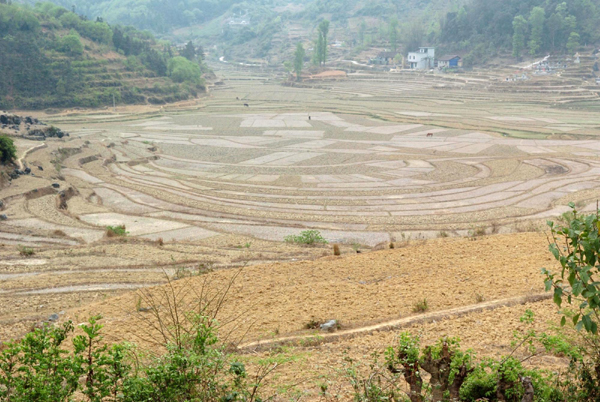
[{"x1": 438, "y1": 55, "x2": 461, "y2": 61}]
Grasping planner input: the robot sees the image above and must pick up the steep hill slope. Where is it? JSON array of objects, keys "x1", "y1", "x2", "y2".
[
  {"x1": 22, "y1": 0, "x2": 250, "y2": 33},
  {"x1": 1, "y1": 2, "x2": 208, "y2": 110}
]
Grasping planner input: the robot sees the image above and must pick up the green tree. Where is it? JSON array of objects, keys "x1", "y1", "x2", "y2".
[
  {"x1": 167, "y1": 56, "x2": 202, "y2": 84},
  {"x1": 563, "y1": 15, "x2": 578, "y2": 40},
  {"x1": 512, "y1": 15, "x2": 528, "y2": 59},
  {"x1": 58, "y1": 11, "x2": 81, "y2": 29},
  {"x1": 389, "y1": 18, "x2": 399, "y2": 53},
  {"x1": 0, "y1": 135, "x2": 16, "y2": 164},
  {"x1": 312, "y1": 37, "x2": 321, "y2": 65},
  {"x1": 316, "y1": 19, "x2": 330, "y2": 66},
  {"x1": 528, "y1": 7, "x2": 545, "y2": 55},
  {"x1": 404, "y1": 20, "x2": 424, "y2": 52},
  {"x1": 293, "y1": 42, "x2": 305, "y2": 80},
  {"x1": 181, "y1": 40, "x2": 196, "y2": 61},
  {"x1": 58, "y1": 30, "x2": 83, "y2": 56},
  {"x1": 358, "y1": 20, "x2": 367, "y2": 45},
  {"x1": 78, "y1": 20, "x2": 113, "y2": 44},
  {"x1": 196, "y1": 44, "x2": 204, "y2": 61},
  {"x1": 567, "y1": 31, "x2": 580, "y2": 54},
  {"x1": 393, "y1": 53, "x2": 403, "y2": 66},
  {"x1": 547, "y1": 12, "x2": 563, "y2": 49}
]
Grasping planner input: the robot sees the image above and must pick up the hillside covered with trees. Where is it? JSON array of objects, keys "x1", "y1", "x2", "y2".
[
  {"x1": 439, "y1": 0, "x2": 600, "y2": 64},
  {"x1": 25, "y1": 0, "x2": 600, "y2": 66},
  {"x1": 0, "y1": 2, "x2": 207, "y2": 110},
  {"x1": 20, "y1": 0, "x2": 289, "y2": 33}
]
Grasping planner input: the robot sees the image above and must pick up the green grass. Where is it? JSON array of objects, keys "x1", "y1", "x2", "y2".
[{"x1": 18, "y1": 245, "x2": 35, "y2": 257}]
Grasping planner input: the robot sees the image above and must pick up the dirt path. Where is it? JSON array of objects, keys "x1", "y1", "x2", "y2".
[
  {"x1": 238, "y1": 293, "x2": 552, "y2": 352},
  {"x1": 17, "y1": 143, "x2": 47, "y2": 170}
]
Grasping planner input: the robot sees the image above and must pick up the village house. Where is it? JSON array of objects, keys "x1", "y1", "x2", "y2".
[
  {"x1": 407, "y1": 47, "x2": 435, "y2": 69},
  {"x1": 370, "y1": 51, "x2": 398, "y2": 65},
  {"x1": 437, "y1": 55, "x2": 462, "y2": 68}
]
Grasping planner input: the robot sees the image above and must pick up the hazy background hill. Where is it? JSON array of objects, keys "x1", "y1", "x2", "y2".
[
  {"x1": 18, "y1": 0, "x2": 599, "y2": 64},
  {"x1": 25, "y1": 0, "x2": 252, "y2": 33}
]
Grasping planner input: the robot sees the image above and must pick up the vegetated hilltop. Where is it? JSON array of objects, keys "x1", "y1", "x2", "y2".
[
  {"x1": 439, "y1": 0, "x2": 600, "y2": 65},
  {"x1": 0, "y1": 2, "x2": 208, "y2": 110},
  {"x1": 24, "y1": 0, "x2": 460, "y2": 61},
  {"x1": 20, "y1": 0, "x2": 600, "y2": 65},
  {"x1": 27, "y1": 0, "x2": 252, "y2": 33}
]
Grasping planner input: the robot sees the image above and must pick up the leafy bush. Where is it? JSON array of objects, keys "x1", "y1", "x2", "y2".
[
  {"x1": 344, "y1": 309, "x2": 582, "y2": 402},
  {"x1": 304, "y1": 318, "x2": 321, "y2": 330},
  {"x1": 284, "y1": 230, "x2": 328, "y2": 245},
  {"x1": 78, "y1": 20, "x2": 113, "y2": 44},
  {"x1": 0, "y1": 314, "x2": 279, "y2": 402},
  {"x1": 459, "y1": 366, "x2": 496, "y2": 401},
  {"x1": 106, "y1": 225, "x2": 128, "y2": 237},
  {"x1": 167, "y1": 56, "x2": 203, "y2": 84},
  {"x1": 58, "y1": 31, "x2": 84, "y2": 55},
  {"x1": 58, "y1": 11, "x2": 81, "y2": 29},
  {"x1": 543, "y1": 204, "x2": 600, "y2": 399},
  {"x1": 0, "y1": 135, "x2": 16, "y2": 164},
  {"x1": 18, "y1": 245, "x2": 35, "y2": 256},
  {"x1": 545, "y1": 203, "x2": 600, "y2": 334}
]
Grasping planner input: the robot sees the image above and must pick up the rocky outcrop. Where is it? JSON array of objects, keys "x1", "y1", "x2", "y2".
[
  {"x1": 0, "y1": 111, "x2": 68, "y2": 140},
  {"x1": 0, "y1": 113, "x2": 22, "y2": 126},
  {"x1": 27, "y1": 126, "x2": 68, "y2": 140}
]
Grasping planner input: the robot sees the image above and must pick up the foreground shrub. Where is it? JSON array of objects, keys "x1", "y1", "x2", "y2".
[
  {"x1": 284, "y1": 230, "x2": 328, "y2": 245},
  {"x1": 0, "y1": 315, "x2": 276, "y2": 402},
  {"x1": 0, "y1": 135, "x2": 16, "y2": 164},
  {"x1": 543, "y1": 203, "x2": 600, "y2": 400},
  {"x1": 344, "y1": 309, "x2": 582, "y2": 402},
  {"x1": 545, "y1": 203, "x2": 600, "y2": 334}
]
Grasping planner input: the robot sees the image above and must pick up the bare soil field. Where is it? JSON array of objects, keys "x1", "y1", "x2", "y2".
[
  {"x1": 37, "y1": 233, "x2": 563, "y2": 399},
  {"x1": 60, "y1": 232, "x2": 554, "y2": 346},
  {"x1": 1, "y1": 62, "x2": 600, "y2": 398}
]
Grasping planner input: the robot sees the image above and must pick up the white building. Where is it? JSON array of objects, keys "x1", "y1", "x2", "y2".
[{"x1": 407, "y1": 47, "x2": 435, "y2": 70}]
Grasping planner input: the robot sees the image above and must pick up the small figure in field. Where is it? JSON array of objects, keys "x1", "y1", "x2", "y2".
[
  {"x1": 426, "y1": 133, "x2": 434, "y2": 137},
  {"x1": 244, "y1": 103, "x2": 249, "y2": 107},
  {"x1": 308, "y1": 115, "x2": 311, "y2": 120},
  {"x1": 236, "y1": 97, "x2": 239, "y2": 100}
]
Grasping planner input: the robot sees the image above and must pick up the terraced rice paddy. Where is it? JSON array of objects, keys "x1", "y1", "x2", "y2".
[{"x1": 1, "y1": 65, "x2": 600, "y2": 345}]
